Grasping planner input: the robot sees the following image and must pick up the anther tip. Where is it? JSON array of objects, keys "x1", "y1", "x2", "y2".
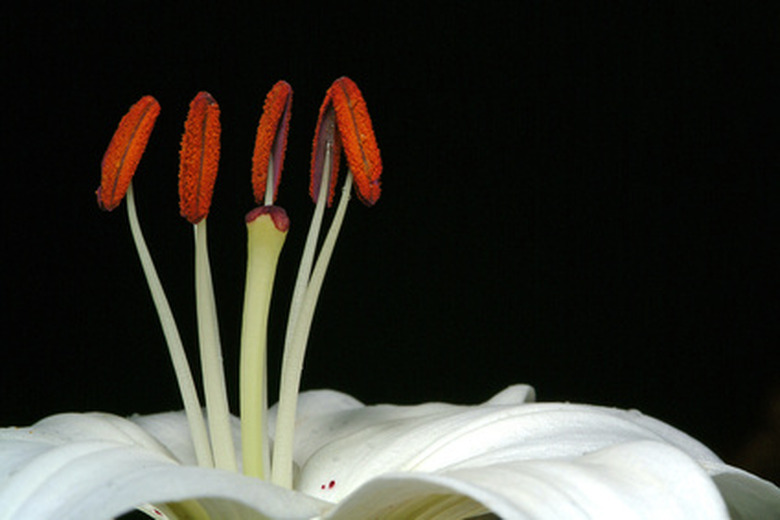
[
  {"x1": 179, "y1": 91, "x2": 221, "y2": 224},
  {"x1": 252, "y1": 81, "x2": 294, "y2": 204},
  {"x1": 310, "y1": 77, "x2": 382, "y2": 207},
  {"x1": 98, "y1": 95, "x2": 160, "y2": 211}
]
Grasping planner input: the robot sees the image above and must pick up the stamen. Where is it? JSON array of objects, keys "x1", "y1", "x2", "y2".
[
  {"x1": 273, "y1": 168, "x2": 352, "y2": 489},
  {"x1": 98, "y1": 97, "x2": 213, "y2": 468},
  {"x1": 320, "y1": 76, "x2": 382, "y2": 206},
  {"x1": 100, "y1": 82, "x2": 384, "y2": 491},
  {"x1": 178, "y1": 91, "x2": 237, "y2": 472},
  {"x1": 179, "y1": 92, "x2": 221, "y2": 224},
  {"x1": 125, "y1": 185, "x2": 213, "y2": 468},
  {"x1": 240, "y1": 206, "x2": 289, "y2": 479},
  {"x1": 252, "y1": 81, "x2": 293, "y2": 206},
  {"x1": 272, "y1": 77, "x2": 383, "y2": 488},
  {"x1": 98, "y1": 96, "x2": 160, "y2": 211}
]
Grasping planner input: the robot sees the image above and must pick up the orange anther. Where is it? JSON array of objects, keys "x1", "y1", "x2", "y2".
[
  {"x1": 310, "y1": 77, "x2": 382, "y2": 206},
  {"x1": 179, "y1": 92, "x2": 221, "y2": 224},
  {"x1": 252, "y1": 81, "x2": 293, "y2": 204},
  {"x1": 98, "y1": 96, "x2": 160, "y2": 211}
]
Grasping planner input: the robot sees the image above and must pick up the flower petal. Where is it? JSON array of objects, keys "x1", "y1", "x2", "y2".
[
  {"x1": 290, "y1": 385, "x2": 780, "y2": 519},
  {"x1": 3, "y1": 387, "x2": 778, "y2": 518},
  {"x1": 131, "y1": 411, "x2": 242, "y2": 468},
  {"x1": 31, "y1": 412, "x2": 174, "y2": 455},
  {"x1": 0, "y1": 415, "x2": 328, "y2": 519},
  {"x1": 707, "y1": 464, "x2": 780, "y2": 519},
  {"x1": 327, "y1": 441, "x2": 730, "y2": 519},
  {"x1": 296, "y1": 399, "x2": 716, "y2": 500}
]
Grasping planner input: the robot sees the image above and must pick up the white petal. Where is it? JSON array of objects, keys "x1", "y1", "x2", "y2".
[
  {"x1": 326, "y1": 440, "x2": 729, "y2": 519},
  {"x1": 130, "y1": 411, "x2": 242, "y2": 467},
  {"x1": 0, "y1": 415, "x2": 328, "y2": 520},
  {"x1": 295, "y1": 401, "x2": 716, "y2": 500},
  {"x1": 705, "y1": 463, "x2": 780, "y2": 519},
  {"x1": 282, "y1": 392, "x2": 469, "y2": 468},
  {"x1": 482, "y1": 384, "x2": 536, "y2": 405},
  {"x1": 293, "y1": 387, "x2": 779, "y2": 517},
  {"x1": 4, "y1": 387, "x2": 778, "y2": 518},
  {"x1": 1, "y1": 412, "x2": 173, "y2": 457},
  {"x1": 267, "y1": 389, "x2": 365, "y2": 468}
]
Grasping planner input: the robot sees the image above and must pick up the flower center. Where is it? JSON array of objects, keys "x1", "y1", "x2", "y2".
[{"x1": 97, "y1": 77, "x2": 382, "y2": 490}]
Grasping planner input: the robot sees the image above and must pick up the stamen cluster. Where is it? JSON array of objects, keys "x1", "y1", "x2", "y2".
[{"x1": 96, "y1": 77, "x2": 382, "y2": 487}]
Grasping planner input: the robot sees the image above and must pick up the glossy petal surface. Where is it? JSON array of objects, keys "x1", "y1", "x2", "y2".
[{"x1": 2, "y1": 387, "x2": 778, "y2": 519}]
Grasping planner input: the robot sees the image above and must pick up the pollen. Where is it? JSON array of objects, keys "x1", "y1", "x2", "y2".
[
  {"x1": 179, "y1": 91, "x2": 221, "y2": 224},
  {"x1": 98, "y1": 96, "x2": 160, "y2": 211},
  {"x1": 252, "y1": 81, "x2": 293, "y2": 205},
  {"x1": 325, "y1": 77, "x2": 382, "y2": 206}
]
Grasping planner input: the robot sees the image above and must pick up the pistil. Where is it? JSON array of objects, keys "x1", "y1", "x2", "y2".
[
  {"x1": 240, "y1": 206, "x2": 289, "y2": 479},
  {"x1": 239, "y1": 82, "x2": 293, "y2": 478}
]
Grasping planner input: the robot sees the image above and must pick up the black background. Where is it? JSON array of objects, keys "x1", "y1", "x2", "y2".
[{"x1": 3, "y1": 4, "x2": 777, "y2": 480}]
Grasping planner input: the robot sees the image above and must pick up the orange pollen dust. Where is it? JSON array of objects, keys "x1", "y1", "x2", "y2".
[
  {"x1": 252, "y1": 81, "x2": 293, "y2": 205},
  {"x1": 98, "y1": 96, "x2": 160, "y2": 211},
  {"x1": 328, "y1": 77, "x2": 382, "y2": 206},
  {"x1": 179, "y1": 91, "x2": 221, "y2": 224}
]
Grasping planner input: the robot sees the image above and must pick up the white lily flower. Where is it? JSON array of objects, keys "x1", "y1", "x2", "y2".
[
  {"x1": 2, "y1": 387, "x2": 778, "y2": 519},
  {"x1": 2, "y1": 79, "x2": 778, "y2": 519}
]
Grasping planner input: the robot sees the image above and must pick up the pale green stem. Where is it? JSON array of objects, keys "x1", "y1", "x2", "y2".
[
  {"x1": 194, "y1": 219, "x2": 237, "y2": 472},
  {"x1": 125, "y1": 183, "x2": 213, "y2": 468},
  {"x1": 240, "y1": 211, "x2": 287, "y2": 479},
  {"x1": 283, "y1": 144, "x2": 332, "y2": 355},
  {"x1": 271, "y1": 171, "x2": 353, "y2": 488}
]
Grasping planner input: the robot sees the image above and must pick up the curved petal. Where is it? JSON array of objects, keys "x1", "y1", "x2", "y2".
[
  {"x1": 326, "y1": 441, "x2": 730, "y2": 519},
  {"x1": 3, "y1": 387, "x2": 777, "y2": 518},
  {"x1": 0, "y1": 415, "x2": 329, "y2": 520},
  {"x1": 269, "y1": 389, "x2": 364, "y2": 466},
  {"x1": 295, "y1": 400, "x2": 722, "y2": 501},
  {"x1": 707, "y1": 464, "x2": 780, "y2": 519},
  {"x1": 278, "y1": 386, "x2": 535, "y2": 468},
  {"x1": 483, "y1": 384, "x2": 536, "y2": 405},
  {"x1": 131, "y1": 411, "x2": 242, "y2": 468},
  {"x1": 2, "y1": 412, "x2": 174, "y2": 457}
]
